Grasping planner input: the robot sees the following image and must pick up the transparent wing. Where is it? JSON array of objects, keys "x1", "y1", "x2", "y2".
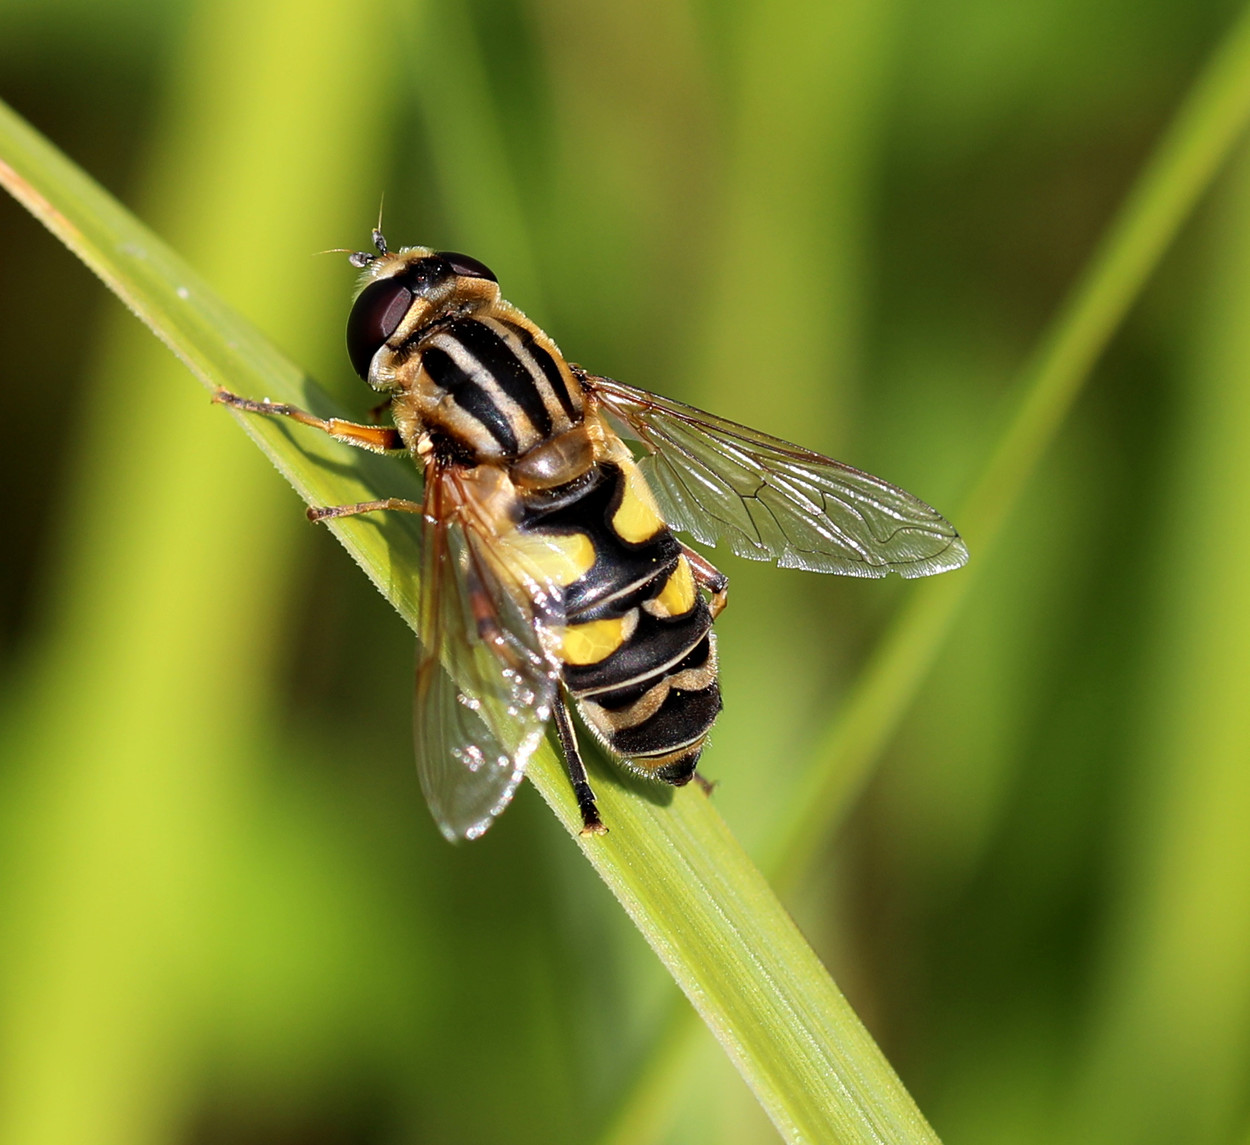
[
  {"x1": 583, "y1": 373, "x2": 969, "y2": 578},
  {"x1": 415, "y1": 464, "x2": 564, "y2": 842}
]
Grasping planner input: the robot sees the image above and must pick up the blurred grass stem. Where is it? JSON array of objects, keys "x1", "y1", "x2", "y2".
[
  {"x1": 0, "y1": 97, "x2": 939, "y2": 1145},
  {"x1": 766, "y1": 0, "x2": 1250, "y2": 891},
  {"x1": 0, "y1": 0, "x2": 391, "y2": 1141},
  {"x1": 599, "y1": 2, "x2": 1250, "y2": 1140}
]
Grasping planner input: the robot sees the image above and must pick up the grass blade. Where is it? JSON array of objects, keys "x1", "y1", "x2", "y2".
[
  {"x1": 596, "y1": 3, "x2": 1250, "y2": 1139},
  {"x1": 766, "y1": 0, "x2": 1250, "y2": 889},
  {"x1": 0, "y1": 0, "x2": 395, "y2": 1139},
  {"x1": 1061, "y1": 141, "x2": 1250, "y2": 1145},
  {"x1": 0, "y1": 98, "x2": 939, "y2": 1144}
]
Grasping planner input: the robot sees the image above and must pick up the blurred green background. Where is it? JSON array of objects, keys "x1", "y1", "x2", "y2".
[{"x1": 3, "y1": 0, "x2": 1250, "y2": 1142}]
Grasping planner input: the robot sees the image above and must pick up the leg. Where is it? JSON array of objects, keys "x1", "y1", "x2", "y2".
[
  {"x1": 681, "y1": 544, "x2": 729, "y2": 619},
  {"x1": 214, "y1": 388, "x2": 404, "y2": 453},
  {"x1": 552, "y1": 696, "x2": 607, "y2": 837},
  {"x1": 306, "y1": 497, "x2": 423, "y2": 523},
  {"x1": 692, "y1": 771, "x2": 717, "y2": 796}
]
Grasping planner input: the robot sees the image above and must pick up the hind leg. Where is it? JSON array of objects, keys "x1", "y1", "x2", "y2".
[
  {"x1": 552, "y1": 695, "x2": 607, "y2": 837},
  {"x1": 681, "y1": 545, "x2": 729, "y2": 619}
]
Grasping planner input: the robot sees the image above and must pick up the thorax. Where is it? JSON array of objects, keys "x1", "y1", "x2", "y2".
[{"x1": 386, "y1": 304, "x2": 587, "y2": 468}]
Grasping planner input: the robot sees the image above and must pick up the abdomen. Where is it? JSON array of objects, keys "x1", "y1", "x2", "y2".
[{"x1": 519, "y1": 454, "x2": 721, "y2": 785}]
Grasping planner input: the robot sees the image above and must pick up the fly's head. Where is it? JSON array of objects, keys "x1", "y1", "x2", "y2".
[{"x1": 345, "y1": 230, "x2": 501, "y2": 391}]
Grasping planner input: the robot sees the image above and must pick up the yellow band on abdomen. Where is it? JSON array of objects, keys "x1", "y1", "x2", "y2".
[
  {"x1": 648, "y1": 558, "x2": 696, "y2": 618},
  {"x1": 554, "y1": 616, "x2": 629, "y2": 665},
  {"x1": 611, "y1": 457, "x2": 665, "y2": 544}
]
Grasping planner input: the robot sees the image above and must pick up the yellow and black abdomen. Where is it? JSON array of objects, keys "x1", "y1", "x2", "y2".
[{"x1": 519, "y1": 456, "x2": 721, "y2": 785}]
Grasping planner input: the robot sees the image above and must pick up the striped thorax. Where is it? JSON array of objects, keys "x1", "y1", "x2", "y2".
[{"x1": 350, "y1": 246, "x2": 586, "y2": 467}]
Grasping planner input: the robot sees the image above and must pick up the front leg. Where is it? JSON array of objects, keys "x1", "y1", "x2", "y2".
[
  {"x1": 215, "y1": 389, "x2": 417, "y2": 522},
  {"x1": 214, "y1": 388, "x2": 404, "y2": 453}
]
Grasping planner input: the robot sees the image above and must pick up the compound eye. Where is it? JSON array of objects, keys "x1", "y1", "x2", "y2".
[
  {"x1": 346, "y1": 277, "x2": 413, "y2": 378},
  {"x1": 436, "y1": 250, "x2": 498, "y2": 283}
]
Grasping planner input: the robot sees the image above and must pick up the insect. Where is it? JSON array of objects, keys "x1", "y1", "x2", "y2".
[{"x1": 216, "y1": 231, "x2": 968, "y2": 841}]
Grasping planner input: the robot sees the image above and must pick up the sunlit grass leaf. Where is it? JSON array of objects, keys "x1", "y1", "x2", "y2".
[
  {"x1": 768, "y1": 0, "x2": 1250, "y2": 888},
  {"x1": 595, "y1": 1, "x2": 1250, "y2": 1138},
  {"x1": 0, "y1": 98, "x2": 940, "y2": 1144}
]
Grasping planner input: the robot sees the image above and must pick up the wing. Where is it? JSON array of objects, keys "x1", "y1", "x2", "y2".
[
  {"x1": 415, "y1": 462, "x2": 564, "y2": 842},
  {"x1": 582, "y1": 373, "x2": 969, "y2": 578}
]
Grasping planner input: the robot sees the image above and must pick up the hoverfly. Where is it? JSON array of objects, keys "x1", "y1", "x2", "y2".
[{"x1": 216, "y1": 231, "x2": 968, "y2": 841}]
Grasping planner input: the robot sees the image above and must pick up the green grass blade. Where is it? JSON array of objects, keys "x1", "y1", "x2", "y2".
[
  {"x1": 0, "y1": 100, "x2": 939, "y2": 1144},
  {"x1": 1061, "y1": 142, "x2": 1250, "y2": 1145},
  {"x1": 0, "y1": 1, "x2": 396, "y2": 1140},
  {"x1": 765, "y1": 0, "x2": 1250, "y2": 889},
  {"x1": 596, "y1": 4, "x2": 1250, "y2": 1139},
  {"x1": 405, "y1": 0, "x2": 544, "y2": 305},
  {"x1": 0, "y1": 103, "x2": 423, "y2": 624}
]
